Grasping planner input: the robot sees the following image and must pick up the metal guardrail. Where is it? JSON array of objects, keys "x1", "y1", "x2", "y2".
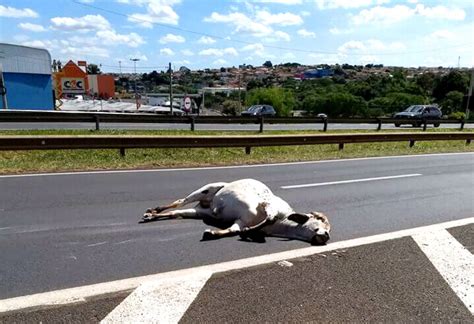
[
  {"x1": 0, "y1": 110, "x2": 471, "y2": 132},
  {"x1": 0, "y1": 132, "x2": 471, "y2": 156}
]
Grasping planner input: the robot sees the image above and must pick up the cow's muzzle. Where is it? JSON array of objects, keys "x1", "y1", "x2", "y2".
[{"x1": 311, "y1": 232, "x2": 330, "y2": 245}]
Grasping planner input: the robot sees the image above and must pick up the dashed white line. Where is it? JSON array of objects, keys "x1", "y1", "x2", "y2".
[
  {"x1": 86, "y1": 241, "x2": 108, "y2": 248},
  {"x1": 413, "y1": 229, "x2": 474, "y2": 315},
  {"x1": 281, "y1": 174, "x2": 422, "y2": 189}
]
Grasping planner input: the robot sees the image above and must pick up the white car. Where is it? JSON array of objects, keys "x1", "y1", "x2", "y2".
[{"x1": 149, "y1": 106, "x2": 185, "y2": 116}]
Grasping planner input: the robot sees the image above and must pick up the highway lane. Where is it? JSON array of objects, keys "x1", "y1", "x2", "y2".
[
  {"x1": 0, "y1": 122, "x2": 471, "y2": 131},
  {"x1": 0, "y1": 153, "x2": 473, "y2": 299}
]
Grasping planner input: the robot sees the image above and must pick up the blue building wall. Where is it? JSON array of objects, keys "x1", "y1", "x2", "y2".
[{"x1": 1, "y1": 72, "x2": 54, "y2": 110}]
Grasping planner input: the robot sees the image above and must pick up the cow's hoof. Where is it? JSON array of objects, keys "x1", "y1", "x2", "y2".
[
  {"x1": 201, "y1": 230, "x2": 217, "y2": 241},
  {"x1": 139, "y1": 213, "x2": 155, "y2": 223}
]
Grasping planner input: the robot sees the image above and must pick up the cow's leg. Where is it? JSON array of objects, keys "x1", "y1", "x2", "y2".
[
  {"x1": 201, "y1": 222, "x2": 243, "y2": 241},
  {"x1": 146, "y1": 182, "x2": 226, "y2": 215},
  {"x1": 141, "y1": 206, "x2": 211, "y2": 223}
]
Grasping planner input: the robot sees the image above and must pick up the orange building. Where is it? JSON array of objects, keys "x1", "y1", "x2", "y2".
[
  {"x1": 53, "y1": 60, "x2": 115, "y2": 99},
  {"x1": 88, "y1": 74, "x2": 115, "y2": 99},
  {"x1": 53, "y1": 60, "x2": 88, "y2": 98}
]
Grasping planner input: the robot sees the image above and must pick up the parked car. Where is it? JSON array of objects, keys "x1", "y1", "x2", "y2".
[
  {"x1": 393, "y1": 105, "x2": 442, "y2": 127},
  {"x1": 241, "y1": 105, "x2": 276, "y2": 117},
  {"x1": 149, "y1": 106, "x2": 185, "y2": 116}
]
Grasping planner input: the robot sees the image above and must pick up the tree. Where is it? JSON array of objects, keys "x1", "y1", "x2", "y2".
[
  {"x1": 87, "y1": 64, "x2": 101, "y2": 74},
  {"x1": 440, "y1": 91, "x2": 464, "y2": 115},
  {"x1": 246, "y1": 87, "x2": 295, "y2": 116},
  {"x1": 262, "y1": 60, "x2": 273, "y2": 68},
  {"x1": 433, "y1": 70, "x2": 469, "y2": 101}
]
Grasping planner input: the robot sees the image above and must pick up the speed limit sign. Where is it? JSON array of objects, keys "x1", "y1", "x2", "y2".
[{"x1": 184, "y1": 97, "x2": 192, "y2": 112}]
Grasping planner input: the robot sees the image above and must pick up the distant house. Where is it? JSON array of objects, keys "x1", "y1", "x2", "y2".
[
  {"x1": 0, "y1": 43, "x2": 54, "y2": 110},
  {"x1": 301, "y1": 68, "x2": 334, "y2": 79}
]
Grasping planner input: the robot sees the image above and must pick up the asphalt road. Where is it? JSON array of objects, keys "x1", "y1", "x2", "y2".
[
  {"x1": 0, "y1": 153, "x2": 473, "y2": 299},
  {"x1": 0, "y1": 122, "x2": 471, "y2": 131}
]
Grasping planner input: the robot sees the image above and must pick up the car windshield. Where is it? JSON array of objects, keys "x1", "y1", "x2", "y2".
[
  {"x1": 247, "y1": 106, "x2": 262, "y2": 112},
  {"x1": 404, "y1": 106, "x2": 424, "y2": 112}
]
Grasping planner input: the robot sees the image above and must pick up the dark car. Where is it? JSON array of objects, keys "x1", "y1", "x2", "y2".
[
  {"x1": 241, "y1": 105, "x2": 276, "y2": 117},
  {"x1": 393, "y1": 105, "x2": 442, "y2": 127}
]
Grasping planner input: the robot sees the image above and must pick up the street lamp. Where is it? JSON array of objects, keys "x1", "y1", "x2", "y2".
[{"x1": 130, "y1": 58, "x2": 140, "y2": 109}]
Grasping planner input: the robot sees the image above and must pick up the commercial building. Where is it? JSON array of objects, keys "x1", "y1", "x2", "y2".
[
  {"x1": 0, "y1": 43, "x2": 54, "y2": 110},
  {"x1": 53, "y1": 60, "x2": 115, "y2": 99}
]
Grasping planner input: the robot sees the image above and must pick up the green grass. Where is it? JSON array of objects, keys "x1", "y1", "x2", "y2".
[{"x1": 0, "y1": 129, "x2": 472, "y2": 174}]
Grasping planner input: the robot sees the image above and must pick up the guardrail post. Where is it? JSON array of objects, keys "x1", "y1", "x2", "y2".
[
  {"x1": 338, "y1": 143, "x2": 344, "y2": 150},
  {"x1": 119, "y1": 147, "x2": 125, "y2": 157},
  {"x1": 466, "y1": 139, "x2": 471, "y2": 145},
  {"x1": 190, "y1": 116, "x2": 195, "y2": 131},
  {"x1": 259, "y1": 116, "x2": 264, "y2": 133},
  {"x1": 323, "y1": 118, "x2": 328, "y2": 132},
  {"x1": 460, "y1": 119, "x2": 465, "y2": 130},
  {"x1": 245, "y1": 146, "x2": 251, "y2": 154},
  {"x1": 422, "y1": 120, "x2": 427, "y2": 131},
  {"x1": 409, "y1": 140, "x2": 415, "y2": 147},
  {"x1": 376, "y1": 118, "x2": 382, "y2": 131},
  {"x1": 94, "y1": 115, "x2": 100, "y2": 131}
]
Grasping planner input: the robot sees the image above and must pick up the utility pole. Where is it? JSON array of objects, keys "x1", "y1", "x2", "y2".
[
  {"x1": 169, "y1": 62, "x2": 173, "y2": 115},
  {"x1": 118, "y1": 60, "x2": 122, "y2": 76},
  {"x1": 238, "y1": 73, "x2": 242, "y2": 114},
  {"x1": 130, "y1": 58, "x2": 140, "y2": 110},
  {"x1": 466, "y1": 68, "x2": 473, "y2": 119}
]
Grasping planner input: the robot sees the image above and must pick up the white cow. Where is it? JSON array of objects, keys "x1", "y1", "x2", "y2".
[{"x1": 141, "y1": 179, "x2": 331, "y2": 245}]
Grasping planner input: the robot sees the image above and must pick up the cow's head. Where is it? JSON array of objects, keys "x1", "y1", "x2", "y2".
[{"x1": 287, "y1": 211, "x2": 331, "y2": 245}]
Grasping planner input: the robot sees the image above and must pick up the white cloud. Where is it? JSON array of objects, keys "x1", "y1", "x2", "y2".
[
  {"x1": 78, "y1": 0, "x2": 95, "y2": 3},
  {"x1": 251, "y1": 0, "x2": 302, "y2": 4},
  {"x1": 181, "y1": 49, "x2": 194, "y2": 56},
  {"x1": 329, "y1": 27, "x2": 354, "y2": 35},
  {"x1": 255, "y1": 10, "x2": 303, "y2": 26},
  {"x1": 18, "y1": 22, "x2": 46, "y2": 32},
  {"x1": 0, "y1": 5, "x2": 38, "y2": 18},
  {"x1": 241, "y1": 43, "x2": 266, "y2": 57},
  {"x1": 51, "y1": 14, "x2": 111, "y2": 32},
  {"x1": 426, "y1": 30, "x2": 455, "y2": 40},
  {"x1": 199, "y1": 47, "x2": 238, "y2": 57},
  {"x1": 204, "y1": 10, "x2": 298, "y2": 41},
  {"x1": 300, "y1": 10, "x2": 311, "y2": 16},
  {"x1": 60, "y1": 46, "x2": 110, "y2": 58},
  {"x1": 415, "y1": 4, "x2": 465, "y2": 20},
  {"x1": 213, "y1": 59, "x2": 227, "y2": 66},
  {"x1": 159, "y1": 33, "x2": 185, "y2": 43},
  {"x1": 282, "y1": 52, "x2": 296, "y2": 60},
  {"x1": 297, "y1": 28, "x2": 316, "y2": 38},
  {"x1": 160, "y1": 48, "x2": 175, "y2": 56},
  {"x1": 96, "y1": 30, "x2": 145, "y2": 47},
  {"x1": 21, "y1": 40, "x2": 51, "y2": 49},
  {"x1": 338, "y1": 39, "x2": 406, "y2": 53},
  {"x1": 315, "y1": 0, "x2": 389, "y2": 10},
  {"x1": 126, "y1": 0, "x2": 181, "y2": 27},
  {"x1": 197, "y1": 36, "x2": 216, "y2": 44},
  {"x1": 352, "y1": 4, "x2": 466, "y2": 25}
]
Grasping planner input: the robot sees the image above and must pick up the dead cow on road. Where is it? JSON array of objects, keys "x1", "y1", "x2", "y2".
[{"x1": 141, "y1": 179, "x2": 331, "y2": 245}]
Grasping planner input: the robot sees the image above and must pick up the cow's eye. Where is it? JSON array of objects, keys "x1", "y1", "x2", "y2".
[{"x1": 202, "y1": 189, "x2": 209, "y2": 194}]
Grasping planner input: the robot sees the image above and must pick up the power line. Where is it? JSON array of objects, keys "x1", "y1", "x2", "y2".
[{"x1": 71, "y1": 0, "x2": 473, "y2": 57}]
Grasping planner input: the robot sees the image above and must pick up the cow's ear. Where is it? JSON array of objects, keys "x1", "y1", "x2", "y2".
[{"x1": 288, "y1": 213, "x2": 310, "y2": 224}]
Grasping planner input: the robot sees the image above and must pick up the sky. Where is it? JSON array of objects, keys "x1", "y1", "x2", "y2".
[{"x1": 0, "y1": 0, "x2": 473, "y2": 73}]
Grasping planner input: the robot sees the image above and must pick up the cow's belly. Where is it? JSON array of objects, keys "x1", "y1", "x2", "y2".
[{"x1": 211, "y1": 179, "x2": 273, "y2": 225}]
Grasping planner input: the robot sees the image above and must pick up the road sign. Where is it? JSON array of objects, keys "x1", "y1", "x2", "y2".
[{"x1": 184, "y1": 97, "x2": 191, "y2": 112}]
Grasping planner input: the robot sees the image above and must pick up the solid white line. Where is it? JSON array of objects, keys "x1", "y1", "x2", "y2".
[
  {"x1": 281, "y1": 174, "x2": 422, "y2": 189},
  {"x1": 102, "y1": 271, "x2": 212, "y2": 324},
  {"x1": 0, "y1": 152, "x2": 471, "y2": 179},
  {"x1": 412, "y1": 229, "x2": 474, "y2": 315},
  {"x1": 0, "y1": 217, "x2": 472, "y2": 313}
]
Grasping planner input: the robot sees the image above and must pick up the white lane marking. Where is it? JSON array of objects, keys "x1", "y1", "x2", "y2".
[
  {"x1": 0, "y1": 152, "x2": 471, "y2": 178},
  {"x1": 86, "y1": 241, "x2": 108, "y2": 248},
  {"x1": 281, "y1": 174, "x2": 422, "y2": 189},
  {"x1": 0, "y1": 227, "x2": 12, "y2": 230},
  {"x1": 0, "y1": 217, "x2": 472, "y2": 313},
  {"x1": 413, "y1": 229, "x2": 474, "y2": 315},
  {"x1": 114, "y1": 239, "x2": 135, "y2": 245},
  {"x1": 102, "y1": 271, "x2": 212, "y2": 324}
]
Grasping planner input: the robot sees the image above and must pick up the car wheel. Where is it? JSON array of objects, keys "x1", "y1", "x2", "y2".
[
  {"x1": 394, "y1": 123, "x2": 400, "y2": 127},
  {"x1": 434, "y1": 122, "x2": 440, "y2": 127}
]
